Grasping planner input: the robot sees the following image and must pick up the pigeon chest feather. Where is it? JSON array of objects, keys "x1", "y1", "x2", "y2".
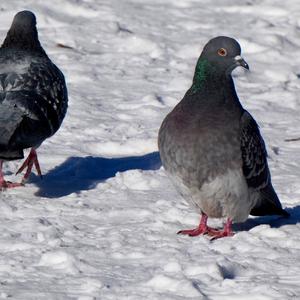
[
  {"x1": 160, "y1": 107, "x2": 242, "y2": 183},
  {"x1": 169, "y1": 168, "x2": 257, "y2": 222}
]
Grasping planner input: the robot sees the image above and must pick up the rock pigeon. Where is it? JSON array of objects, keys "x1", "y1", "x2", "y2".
[
  {"x1": 0, "y1": 10, "x2": 68, "y2": 187},
  {"x1": 158, "y1": 36, "x2": 289, "y2": 240}
]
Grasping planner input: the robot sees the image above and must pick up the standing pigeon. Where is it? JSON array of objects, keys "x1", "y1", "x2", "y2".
[
  {"x1": 0, "y1": 10, "x2": 68, "y2": 187},
  {"x1": 158, "y1": 36, "x2": 289, "y2": 240}
]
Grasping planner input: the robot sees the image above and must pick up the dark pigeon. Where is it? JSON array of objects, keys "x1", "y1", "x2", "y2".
[
  {"x1": 158, "y1": 36, "x2": 289, "y2": 240},
  {"x1": 0, "y1": 10, "x2": 68, "y2": 187}
]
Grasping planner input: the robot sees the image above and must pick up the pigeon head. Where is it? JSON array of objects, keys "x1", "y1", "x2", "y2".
[
  {"x1": 190, "y1": 36, "x2": 248, "y2": 94},
  {"x1": 1, "y1": 10, "x2": 46, "y2": 56},
  {"x1": 11, "y1": 10, "x2": 37, "y2": 29},
  {"x1": 200, "y1": 36, "x2": 249, "y2": 73}
]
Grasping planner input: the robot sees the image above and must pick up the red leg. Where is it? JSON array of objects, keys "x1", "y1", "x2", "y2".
[
  {"x1": 210, "y1": 218, "x2": 234, "y2": 240},
  {"x1": 16, "y1": 148, "x2": 42, "y2": 183},
  {"x1": 0, "y1": 160, "x2": 23, "y2": 189},
  {"x1": 177, "y1": 213, "x2": 220, "y2": 237}
]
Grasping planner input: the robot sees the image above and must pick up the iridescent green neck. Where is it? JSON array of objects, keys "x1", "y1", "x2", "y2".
[{"x1": 189, "y1": 58, "x2": 216, "y2": 94}]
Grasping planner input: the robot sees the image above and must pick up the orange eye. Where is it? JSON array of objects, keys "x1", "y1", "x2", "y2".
[{"x1": 218, "y1": 48, "x2": 227, "y2": 56}]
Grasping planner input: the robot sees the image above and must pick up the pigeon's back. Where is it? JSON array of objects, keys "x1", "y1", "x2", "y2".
[{"x1": 0, "y1": 11, "x2": 68, "y2": 159}]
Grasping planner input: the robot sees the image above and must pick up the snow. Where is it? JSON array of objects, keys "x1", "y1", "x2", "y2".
[{"x1": 0, "y1": 0, "x2": 299, "y2": 299}]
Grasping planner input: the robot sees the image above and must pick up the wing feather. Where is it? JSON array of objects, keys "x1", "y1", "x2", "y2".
[{"x1": 240, "y1": 111, "x2": 288, "y2": 217}]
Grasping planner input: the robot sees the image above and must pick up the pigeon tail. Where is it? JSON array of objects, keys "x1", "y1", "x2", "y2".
[
  {"x1": 250, "y1": 184, "x2": 290, "y2": 217},
  {"x1": 1, "y1": 11, "x2": 46, "y2": 56}
]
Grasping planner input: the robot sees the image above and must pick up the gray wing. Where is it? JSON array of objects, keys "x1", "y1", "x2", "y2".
[
  {"x1": 0, "y1": 56, "x2": 68, "y2": 151},
  {"x1": 1, "y1": 58, "x2": 68, "y2": 131},
  {"x1": 240, "y1": 111, "x2": 289, "y2": 217}
]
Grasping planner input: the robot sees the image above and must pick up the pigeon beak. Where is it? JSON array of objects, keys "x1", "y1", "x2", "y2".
[{"x1": 234, "y1": 55, "x2": 249, "y2": 70}]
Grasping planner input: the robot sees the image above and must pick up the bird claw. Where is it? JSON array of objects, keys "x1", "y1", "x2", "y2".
[
  {"x1": 177, "y1": 226, "x2": 219, "y2": 237},
  {"x1": 178, "y1": 227, "x2": 234, "y2": 240},
  {"x1": 177, "y1": 228, "x2": 207, "y2": 236},
  {"x1": 16, "y1": 148, "x2": 42, "y2": 182},
  {"x1": 0, "y1": 180, "x2": 24, "y2": 190},
  {"x1": 209, "y1": 230, "x2": 235, "y2": 241},
  {"x1": 208, "y1": 220, "x2": 235, "y2": 240},
  {"x1": 177, "y1": 215, "x2": 234, "y2": 240}
]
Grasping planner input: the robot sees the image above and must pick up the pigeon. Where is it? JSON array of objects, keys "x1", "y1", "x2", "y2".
[
  {"x1": 158, "y1": 36, "x2": 289, "y2": 240},
  {"x1": 0, "y1": 10, "x2": 68, "y2": 187}
]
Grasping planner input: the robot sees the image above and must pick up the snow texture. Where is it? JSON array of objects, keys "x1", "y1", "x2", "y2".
[{"x1": 0, "y1": 0, "x2": 299, "y2": 299}]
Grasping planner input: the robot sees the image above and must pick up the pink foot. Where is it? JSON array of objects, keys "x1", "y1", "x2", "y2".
[
  {"x1": 177, "y1": 213, "x2": 218, "y2": 236},
  {"x1": 209, "y1": 219, "x2": 234, "y2": 241},
  {"x1": 0, "y1": 161, "x2": 24, "y2": 189},
  {"x1": 16, "y1": 148, "x2": 42, "y2": 183},
  {"x1": 178, "y1": 226, "x2": 219, "y2": 236},
  {"x1": 0, "y1": 179, "x2": 24, "y2": 189},
  {"x1": 177, "y1": 214, "x2": 235, "y2": 240},
  {"x1": 0, "y1": 181, "x2": 24, "y2": 189}
]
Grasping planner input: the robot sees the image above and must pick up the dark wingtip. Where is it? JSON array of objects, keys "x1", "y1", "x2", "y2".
[
  {"x1": 250, "y1": 204, "x2": 291, "y2": 218},
  {"x1": 281, "y1": 209, "x2": 290, "y2": 218}
]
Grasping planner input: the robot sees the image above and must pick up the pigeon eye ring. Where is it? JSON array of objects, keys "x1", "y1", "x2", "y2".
[{"x1": 217, "y1": 48, "x2": 227, "y2": 56}]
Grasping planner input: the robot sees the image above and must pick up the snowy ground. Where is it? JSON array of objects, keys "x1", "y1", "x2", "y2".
[{"x1": 0, "y1": 0, "x2": 300, "y2": 299}]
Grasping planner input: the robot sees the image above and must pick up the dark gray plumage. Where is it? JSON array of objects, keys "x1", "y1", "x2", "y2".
[
  {"x1": 0, "y1": 11, "x2": 68, "y2": 187},
  {"x1": 158, "y1": 36, "x2": 288, "y2": 239}
]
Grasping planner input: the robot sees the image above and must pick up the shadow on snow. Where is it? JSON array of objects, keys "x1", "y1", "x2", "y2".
[
  {"x1": 29, "y1": 151, "x2": 299, "y2": 231},
  {"x1": 30, "y1": 151, "x2": 161, "y2": 198}
]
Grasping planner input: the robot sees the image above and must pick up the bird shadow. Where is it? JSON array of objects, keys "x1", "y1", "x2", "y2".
[
  {"x1": 29, "y1": 151, "x2": 299, "y2": 232},
  {"x1": 234, "y1": 205, "x2": 300, "y2": 231},
  {"x1": 30, "y1": 151, "x2": 161, "y2": 198}
]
